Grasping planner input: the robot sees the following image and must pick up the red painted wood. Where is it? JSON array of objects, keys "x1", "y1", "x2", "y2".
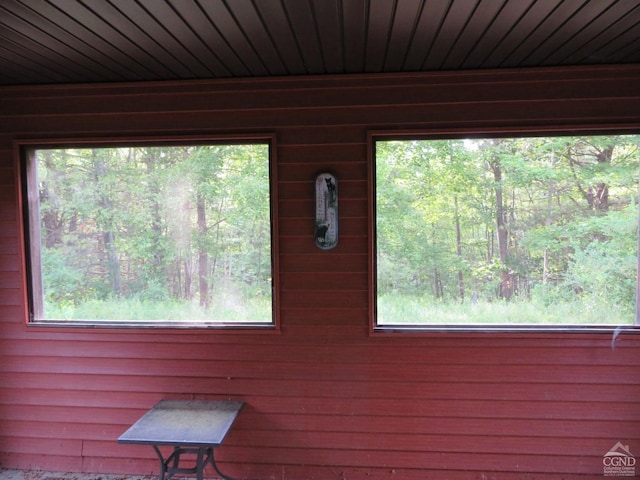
[{"x1": 0, "y1": 66, "x2": 639, "y2": 479}]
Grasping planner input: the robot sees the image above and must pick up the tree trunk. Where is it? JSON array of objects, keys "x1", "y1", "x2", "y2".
[
  {"x1": 576, "y1": 144, "x2": 614, "y2": 212},
  {"x1": 490, "y1": 155, "x2": 512, "y2": 300},
  {"x1": 144, "y1": 154, "x2": 165, "y2": 274},
  {"x1": 543, "y1": 150, "x2": 557, "y2": 285},
  {"x1": 40, "y1": 182, "x2": 64, "y2": 248},
  {"x1": 197, "y1": 193, "x2": 209, "y2": 308},
  {"x1": 433, "y1": 267, "x2": 442, "y2": 300},
  {"x1": 92, "y1": 150, "x2": 122, "y2": 297},
  {"x1": 454, "y1": 196, "x2": 465, "y2": 301},
  {"x1": 184, "y1": 258, "x2": 192, "y2": 300},
  {"x1": 103, "y1": 230, "x2": 122, "y2": 295}
]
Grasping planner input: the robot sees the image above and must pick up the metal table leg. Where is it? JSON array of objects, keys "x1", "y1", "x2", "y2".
[
  {"x1": 210, "y1": 448, "x2": 239, "y2": 480},
  {"x1": 152, "y1": 445, "x2": 168, "y2": 480},
  {"x1": 151, "y1": 445, "x2": 238, "y2": 480}
]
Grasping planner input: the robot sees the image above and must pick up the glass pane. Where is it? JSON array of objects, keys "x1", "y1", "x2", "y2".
[
  {"x1": 31, "y1": 144, "x2": 273, "y2": 324},
  {"x1": 375, "y1": 135, "x2": 639, "y2": 326}
]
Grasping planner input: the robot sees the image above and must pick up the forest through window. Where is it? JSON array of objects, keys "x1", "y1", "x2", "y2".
[
  {"x1": 24, "y1": 141, "x2": 274, "y2": 326},
  {"x1": 374, "y1": 135, "x2": 639, "y2": 328}
]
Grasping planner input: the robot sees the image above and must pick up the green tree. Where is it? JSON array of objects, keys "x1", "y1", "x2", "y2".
[{"x1": 375, "y1": 134, "x2": 639, "y2": 325}]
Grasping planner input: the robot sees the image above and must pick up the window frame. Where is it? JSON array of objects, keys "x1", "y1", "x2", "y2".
[
  {"x1": 19, "y1": 134, "x2": 280, "y2": 330},
  {"x1": 368, "y1": 129, "x2": 640, "y2": 334}
]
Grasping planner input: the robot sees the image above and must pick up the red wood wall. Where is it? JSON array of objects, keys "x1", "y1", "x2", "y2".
[{"x1": 1, "y1": 66, "x2": 639, "y2": 480}]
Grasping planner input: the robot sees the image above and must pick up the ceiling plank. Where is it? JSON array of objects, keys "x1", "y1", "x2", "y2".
[
  {"x1": 364, "y1": 0, "x2": 393, "y2": 72},
  {"x1": 341, "y1": 0, "x2": 368, "y2": 73},
  {"x1": 422, "y1": 0, "x2": 480, "y2": 69},
  {"x1": 523, "y1": 0, "x2": 617, "y2": 66},
  {"x1": 45, "y1": 0, "x2": 164, "y2": 80},
  {"x1": 502, "y1": 0, "x2": 589, "y2": 67},
  {"x1": 109, "y1": 0, "x2": 208, "y2": 79},
  {"x1": 1, "y1": 0, "x2": 128, "y2": 81},
  {"x1": 0, "y1": 2, "x2": 102, "y2": 79},
  {"x1": 589, "y1": 21, "x2": 640, "y2": 65},
  {"x1": 441, "y1": 0, "x2": 507, "y2": 70},
  {"x1": 477, "y1": 0, "x2": 560, "y2": 69},
  {"x1": 74, "y1": 0, "x2": 187, "y2": 79},
  {"x1": 312, "y1": 0, "x2": 344, "y2": 73},
  {"x1": 0, "y1": 39, "x2": 76, "y2": 84},
  {"x1": 135, "y1": 0, "x2": 223, "y2": 77},
  {"x1": 0, "y1": 8, "x2": 113, "y2": 83},
  {"x1": 254, "y1": 0, "x2": 307, "y2": 75},
  {"x1": 546, "y1": 1, "x2": 640, "y2": 65},
  {"x1": 384, "y1": 0, "x2": 424, "y2": 72},
  {"x1": 225, "y1": 0, "x2": 287, "y2": 75},
  {"x1": 402, "y1": 0, "x2": 451, "y2": 71},
  {"x1": 0, "y1": 0, "x2": 639, "y2": 86},
  {"x1": 195, "y1": 0, "x2": 270, "y2": 76},
  {"x1": 281, "y1": 0, "x2": 325, "y2": 74}
]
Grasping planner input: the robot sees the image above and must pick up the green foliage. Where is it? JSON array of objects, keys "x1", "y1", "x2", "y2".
[
  {"x1": 44, "y1": 289, "x2": 271, "y2": 322},
  {"x1": 34, "y1": 144, "x2": 273, "y2": 322},
  {"x1": 41, "y1": 248, "x2": 90, "y2": 305},
  {"x1": 378, "y1": 294, "x2": 631, "y2": 325},
  {"x1": 376, "y1": 135, "x2": 640, "y2": 325}
]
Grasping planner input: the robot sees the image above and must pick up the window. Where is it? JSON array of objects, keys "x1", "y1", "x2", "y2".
[
  {"x1": 22, "y1": 138, "x2": 276, "y2": 327},
  {"x1": 373, "y1": 134, "x2": 640, "y2": 330}
]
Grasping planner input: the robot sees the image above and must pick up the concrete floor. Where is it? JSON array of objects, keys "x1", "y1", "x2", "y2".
[{"x1": 0, "y1": 471, "x2": 158, "y2": 480}]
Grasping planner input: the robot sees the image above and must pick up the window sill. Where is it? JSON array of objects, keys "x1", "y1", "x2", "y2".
[
  {"x1": 373, "y1": 324, "x2": 640, "y2": 334},
  {"x1": 28, "y1": 319, "x2": 278, "y2": 330}
]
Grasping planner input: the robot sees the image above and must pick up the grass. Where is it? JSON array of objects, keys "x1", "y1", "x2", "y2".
[
  {"x1": 377, "y1": 294, "x2": 635, "y2": 326},
  {"x1": 44, "y1": 293, "x2": 272, "y2": 323},
  {"x1": 43, "y1": 293, "x2": 635, "y2": 326}
]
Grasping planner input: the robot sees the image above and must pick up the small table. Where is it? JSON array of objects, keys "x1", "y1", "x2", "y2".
[{"x1": 118, "y1": 400, "x2": 244, "y2": 480}]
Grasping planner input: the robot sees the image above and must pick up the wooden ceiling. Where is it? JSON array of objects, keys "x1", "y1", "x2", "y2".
[{"x1": 1, "y1": 0, "x2": 639, "y2": 86}]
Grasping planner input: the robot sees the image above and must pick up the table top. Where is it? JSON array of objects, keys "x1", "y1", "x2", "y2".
[{"x1": 118, "y1": 399, "x2": 244, "y2": 447}]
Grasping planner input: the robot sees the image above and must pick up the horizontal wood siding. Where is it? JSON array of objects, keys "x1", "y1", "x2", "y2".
[{"x1": 1, "y1": 66, "x2": 639, "y2": 479}]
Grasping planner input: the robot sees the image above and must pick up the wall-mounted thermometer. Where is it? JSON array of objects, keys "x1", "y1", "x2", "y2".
[{"x1": 315, "y1": 173, "x2": 338, "y2": 250}]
